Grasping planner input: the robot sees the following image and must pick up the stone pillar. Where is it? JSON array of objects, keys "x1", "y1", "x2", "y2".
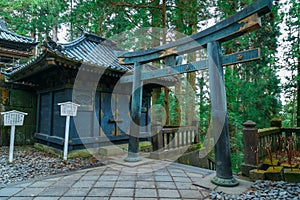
[
  {"x1": 151, "y1": 122, "x2": 163, "y2": 152},
  {"x1": 241, "y1": 120, "x2": 258, "y2": 176},
  {"x1": 192, "y1": 120, "x2": 200, "y2": 143},
  {"x1": 270, "y1": 118, "x2": 282, "y2": 128}
]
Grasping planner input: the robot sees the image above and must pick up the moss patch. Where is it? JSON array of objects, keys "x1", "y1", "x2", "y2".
[
  {"x1": 139, "y1": 141, "x2": 152, "y2": 151},
  {"x1": 266, "y1": 166, "x2": 283, "y2": 172},
  {"x1": 67, "y1": 149, "x2": 92, "y2": 159},
  {"x1": 281, "y1": 162, "x2": 298, "y2": 168},
  {"x1": 34, "y1": 143, "x2": 60, "y2": 157},
  {"x1": 35, "y1": 143, "x2": 92, "y2": 159},
  {"x1": 263, "y1": 158, "x2": 279, "y2": 166},
  {"x1": 270, "y1": 117, "x2": 282, "y2": 127},
  {"x1": 249, "y1": 169, "x2": 265, "y2": 181},
  {"x1": 265, "y1": 166, "x2": 283, "y2": 181}
]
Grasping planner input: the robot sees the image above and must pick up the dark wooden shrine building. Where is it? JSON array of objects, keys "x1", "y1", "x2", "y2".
[
  {"x1": 4, "y1": 31, "x2": 175, "y2": 150},
  {"x1": 0, "y1": 20, "x2": 38, "y2": 146}
]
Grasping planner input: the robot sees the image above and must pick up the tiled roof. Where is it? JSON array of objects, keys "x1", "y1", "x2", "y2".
[
  {"x1": 0, "y1": 20, "x2": 37, "y2": 46},
  {"x1": 46, "y1": 32, "x2": 128, "y2": 71},
  {"x1": 4, "y1": 31, "x2": 178, "y2": 83},
  {"x1": 3, "y1": 32, "x2": 132, "y2": 79}
]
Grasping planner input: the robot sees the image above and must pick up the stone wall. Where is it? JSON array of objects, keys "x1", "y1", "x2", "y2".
[{"x1": 0, "y1": 86, "x2": 37, "y2": 146}]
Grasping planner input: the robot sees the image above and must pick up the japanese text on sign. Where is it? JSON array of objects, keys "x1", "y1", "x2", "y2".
[
  {"x1": 59, "y1": 103, "x2": 79, "y2": 116},
  {"x1": 3, "y1": 113, "x2": 25, "y2": 126}
]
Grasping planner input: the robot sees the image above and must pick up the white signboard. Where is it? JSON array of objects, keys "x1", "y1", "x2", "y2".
[
  {"x1": 1, "y1": 110, "x2": 28, "y2": 163},
  {"x1": 58, "y1": 102, "x2": 80, "y2": 160},
  {"x1": 1, "y1": 110, "x2": 28, "y2": 126},
  {"x1": 58, "y1": 102, "x2": 80, "y2": 116}
]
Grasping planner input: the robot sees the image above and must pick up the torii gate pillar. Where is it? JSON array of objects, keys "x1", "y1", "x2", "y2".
[
  {"x1": 208, "y1": 41, "x2": 238, "y2": 186},
  {"x1": 124, "y1": 62, "x2": 143, "y2": 162}
]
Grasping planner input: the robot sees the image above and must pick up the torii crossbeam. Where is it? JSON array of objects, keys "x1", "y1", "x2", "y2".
[{"x1": 117, "y1": 0, "x2": 274, "y2": 187}]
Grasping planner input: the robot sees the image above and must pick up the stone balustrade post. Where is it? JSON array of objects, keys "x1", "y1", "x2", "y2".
[
  {"x1": 151, "y1": 122, "x2": 163, "y2": 152},
  {"x1": 270, "y1": 118, "x2": 282, "y2": 128},
  {"x1": 192, "y1": 120, "x2": 200, "y2": 143},
  {"x1": 241, "y1": 120, "x2": 258, "y2": 177}
]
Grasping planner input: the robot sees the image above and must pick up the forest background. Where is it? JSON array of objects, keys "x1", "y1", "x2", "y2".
[{"x1": 0, "y1": 0, "x2": 299, "y2": 172}]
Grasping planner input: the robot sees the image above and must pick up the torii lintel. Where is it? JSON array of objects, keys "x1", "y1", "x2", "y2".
[{"x1": 117, "y1": 0, "x2": 273, "y2": 65}]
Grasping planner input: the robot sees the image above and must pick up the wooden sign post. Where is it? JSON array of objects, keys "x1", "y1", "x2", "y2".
[
  {"x1": 1, "y1": 110, "x2": 28, "y2": 163},
  {"x1": 58, "y1": 102, "x2": 80, "y2": 161}
]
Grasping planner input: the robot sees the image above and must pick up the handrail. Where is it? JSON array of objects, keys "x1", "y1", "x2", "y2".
[
  {"x1": 257, "y1": 126, "x2": 300, "y2": 162},
  {"x1": 258, "y1": 127, "x2": 281, "y2": 136},
  {"x1": 149, "y1": 123, "x2": 220, "y2": 170},
  {"x1": 151, "y1": 123, "x2": 200, "y2": 152}
]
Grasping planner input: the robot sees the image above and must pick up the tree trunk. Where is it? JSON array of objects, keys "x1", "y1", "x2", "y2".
[
  {"x1": 99, "y1": 17, "x2": 103, "y2": 37},
  {"x1": 150, "y1": 0, "x2": 161, "y2": 124},
  {"x1": 296, "y1": 29, "x2": 300, "y2": 127},
  {"x1": 31, "y1": 32, "x2": 37, "y2": 57},
  {"x1": 161, "y1": 0, "x2": 170, "y2": 125},
  {"x1": 185, "y1": 25, "x2": 197, "y2": 125},
  {"x1": 164, "y1": 87, "x2": 170, "y2": 125},
  {"x1": 173, "y1": 0, "x2": 184, "y2": 126},
  {"x1": 185, "y1": 69, "x2": 197, "y2": 125},
  {"x1": 51, "y1": 25, "x2": 58, "y2": 42},
  {"x1": 51, "y1": 13, "x2": 58, "y2": 42},
  {"x1": 174, "y1": 78, "x2": 182, "y2": 125}
]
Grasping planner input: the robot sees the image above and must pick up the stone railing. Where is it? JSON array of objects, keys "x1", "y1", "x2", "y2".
[
  {"x1": 241, "y1": 119, "x2": 300, "y2": 176},
  {"x1": 257, "y1": 127, "x2": 282, "y2": 159},
  {"x1": 207, "y1": 152, "x2": 216, "y2": 170},
  {"x1": 150, "y1": 121, "x2": 200, "y2": 159}
]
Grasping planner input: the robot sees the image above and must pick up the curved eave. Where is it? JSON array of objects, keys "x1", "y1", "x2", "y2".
[
  {"x1": 0, "y1": 46, "x2": 34, "y2": 58},
  {"x1": 0, "y1": 39, "x2": 38, "y2": 52},
  {"x1": 3, "y1": 51, "x2": 54, "y2": 81},
  {"x1": 3, "y1": 49, "x2": 128, "y2": 82}
]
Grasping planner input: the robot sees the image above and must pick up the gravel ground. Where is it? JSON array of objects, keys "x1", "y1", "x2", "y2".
[
  {"x1": 0, "y1": 146, "x2": 104, "y2": 185},
  {"x1": 210, "y1": 180, "x2": 300, "y2": 200}
]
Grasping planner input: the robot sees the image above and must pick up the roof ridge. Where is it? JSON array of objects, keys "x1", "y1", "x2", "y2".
[
  {"x1": 56, "y1": 32, "x2": 107, "y2": 48},
  {"x1": 46, "y1": 32, "x2": 120, "y2": 52},
  {"x1": 57, "y1": 34, "x2": 86, "y2": 48}
]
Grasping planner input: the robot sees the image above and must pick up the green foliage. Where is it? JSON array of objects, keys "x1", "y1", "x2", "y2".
[
  {"x1": 196, "y1": 71, "x2": 210, "y2": 140},
  {"x1": 0, "y1": 0, "x2": 68, "y2": 42},
  {"x1": 153, "y1": 90, "x2": 180, "y2": 125},
  {"x1": 278, "y1": 0, "x2": 300, "y2": 126},
  {"x1": 281, "y1": 100, "x2": 297, "y2": 127}
]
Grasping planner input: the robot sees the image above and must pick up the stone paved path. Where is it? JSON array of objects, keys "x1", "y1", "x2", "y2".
[{"x1": 0, "y1": 158, "x2": 213, "y2": 200}]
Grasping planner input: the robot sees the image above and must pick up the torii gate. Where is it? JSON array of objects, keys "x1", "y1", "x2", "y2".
[{"x1": 117, "y1": 0, "x2": 274, "y2": 186}]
